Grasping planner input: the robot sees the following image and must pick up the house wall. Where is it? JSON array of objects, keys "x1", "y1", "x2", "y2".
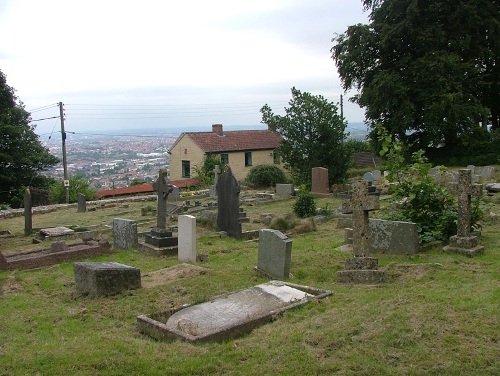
[
  {"x1": 219, "y1": 149, "x2": 282, "y2": 181},
  {"x1": 168, "y1": 136, "x2": 205, "y2": 181}
]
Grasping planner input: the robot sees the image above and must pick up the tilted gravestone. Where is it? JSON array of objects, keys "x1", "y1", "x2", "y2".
[
  {"x1": 74, "y1": 262, "x2": 141, "y2": 297},
  {"x1": 77, "y1": 193, "x2": 86, "y2": 213},
  {"x1": 24, "y1": 188, "x2": 32, "y2": 236},
  {"x1": 216, "y1": 165, "x2": 242, "y2": 239},
  {"x1": 311, "y1": 167, "x2": 330, "y2": 196},
  {"x1": 444, "y1": 169, "x2": 484, "y2": 257},
  {"x1": 178, "y1": 215, "x2": 197, "y2": 263},
  {"x1": 256, "y1": 229, "x2": 292, "y2": 279},
  {"x1": 113, "y1": 218, "x2": 138, "y2": 250},
  {"x1": 337, "y1": 181, "x2": 386, "y2": 284}
]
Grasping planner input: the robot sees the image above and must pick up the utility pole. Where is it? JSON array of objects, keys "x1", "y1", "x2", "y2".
[{"x1": 59, "y1": 102, "x2": 69, "y2": 204}]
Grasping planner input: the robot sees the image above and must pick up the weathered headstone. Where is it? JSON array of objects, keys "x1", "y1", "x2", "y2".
[
  {"x1": 466, "y1": 165, "x2": 475, "y2": 174},
  {"x1": 153, "y1": 168, "x2": 173, "y2": 229},
  {"x1": 256, "y1": 229, "x2": 292, "y2": 279},
  {"x1": 74, "y1": 262, "x2": 141, "y2": 297},
  {"x1": 311, "y1": 167, "x2": 329, "y2": 195},
  {"x1": 444, "y1": 169, "x2": 484, "y2": 257},
  {"x1": 275, "y1": 184, "x2": 294, "y2": 196},
  {"x1": 24, "y1": 188, "x2": 32, "y2": 236},
  {"x1": 50, "y1": 241, "x2": 68, "y2": 253},
  {"x1": 77, "y1": 193, "x2": 86, "y2": 213},
  {"x1": 372, "y1": 170, "x2": 382, "y2": 181},
  {"x1": 216, "y1": 165, "x2": 242, "y2": 239},
  {"x1": 178, "y1": 215, "x2": 196, "y2": 263},
  {"x1": 363, "y1": 172, "x2": 374, "y2": 183},
  {"x1": 210, "y1": 165, "x2": 221, "y2": 197},
  {"x1": 337, "y1": 181, "x2": 386, "y2": 284},
  {"x1": 170, "y1": 185, "x2": 180, "y2": 201},
  {"x1": 113, "y1": 218, "x2": 138, "y2": 250},
  {"x1": 478, "y1": 166, "x2": 496, "y2": 181}
]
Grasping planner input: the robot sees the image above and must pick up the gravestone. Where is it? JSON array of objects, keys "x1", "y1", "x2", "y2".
[
  {"x1": 443, "y1": 169, "x2": 484, "y2": 257},
  {"x1": 77, "y1": 193, "x2": 86, "y2": 213},
  {"x1": 170, "y1": 185, "x2": 180, "y2": 201},
  {"x1": 24, "y1": 188, "x2": 32, "y2": 236},
  {"x1": 178, "y1": 215, "x2": 196, "y2": 263},
  {"x1": 143, "y1": 169, "x2": 178, "y2": 252},
  {"x1": 210, "y1": 165, "x2": 221, "y2": 197},
  {"x1": 372, "y1": 170, "x2": 382, "y2": 181},
  {"x1": 256, "y1": 229, "x2": 292, "y2": 279},
  {"x1": 74, "y1": 262, "x2": 141, "y2": 297},
  {"x1": 466, "y1": 165, "x2": 475, "y2": 174},
  {"x1": 363, "y1": 172, "x2": 374, "y2": 183},
  {"x1": 478, "y1": 166, "x2": 496, "y2": 181},
  {"x1": 216, "y1": 165, "x2": 242, "y2": 239},
  {"x1": 311, "y1": 167, "x2": 329, "y2": 196},
  {"x1": 275, "y1": 184, "x2": 294, "y2": 196},
  {"x1": 337, "y1": 181, "x2": 386, "y2": 284},
  {"x1": 113, "y1": 218, "x2": 138, "y2": 250}
]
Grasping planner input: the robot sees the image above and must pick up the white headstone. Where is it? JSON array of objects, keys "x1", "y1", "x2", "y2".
[{"x1": 178, "y1": 215, "x2": 197, "y2": 263}]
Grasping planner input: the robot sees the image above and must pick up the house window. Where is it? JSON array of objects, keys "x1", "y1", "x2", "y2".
[
  {"x1": 273, "y1": 151, "x2": 281, "y2": 164},
  {"x1": 220, "y1": 153, "x2": 229, "y2": 165},
  {"x1": 182, "y1": 160, "x2": 190, "y2": 178},
  {"x1": 245, "y1": 152, "x2": 252, "y2": 167}
]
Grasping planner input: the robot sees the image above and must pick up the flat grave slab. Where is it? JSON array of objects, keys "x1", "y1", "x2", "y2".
[{"x1": 137, "y1": 280, "x2": 332, "y2": 342}]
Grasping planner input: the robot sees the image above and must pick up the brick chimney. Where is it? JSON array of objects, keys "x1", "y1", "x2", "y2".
[{"x1": 212, "y1": 124, "x2": 223, "y2": 136}]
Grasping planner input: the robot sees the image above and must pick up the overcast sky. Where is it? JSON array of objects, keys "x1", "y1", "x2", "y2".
[{"x1": 0, "y1": 0, "x2": 369, "y2": 136}]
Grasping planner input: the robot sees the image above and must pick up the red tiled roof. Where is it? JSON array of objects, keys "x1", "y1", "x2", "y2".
[
  {"x1": 95, "y1": 178, "x2": 200, "y2": 198},
  {"x1": 186, "y1": 130, "x2": 282, "y2": 153}
]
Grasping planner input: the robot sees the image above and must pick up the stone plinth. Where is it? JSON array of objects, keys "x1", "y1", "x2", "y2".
[
  {"x1": 337, "y1": 257, "x2": 386, "y2": 284},
  {"x1": 113, "y1": 218, "x2": 138, "y2": 250},
  {"x1": 443, "y1": 235, "x2": 485, "y2": 257},
  {"x1": 74, "y1": 262, "x2": 141, "y2": 297},
  {"x1": 144, "y1": 228, "x2": 178, "y2": 248}
]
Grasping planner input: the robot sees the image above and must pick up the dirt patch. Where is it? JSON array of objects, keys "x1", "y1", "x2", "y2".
[
  {"x1": 0, "y1": 276, "x2": 24, "y2": 295},
  {"x1": 142, "y1": 263, "x2": 209, "y2": 288},
  {"x1": 385, "y1": 263, "x2": 435, "y2": 282}
]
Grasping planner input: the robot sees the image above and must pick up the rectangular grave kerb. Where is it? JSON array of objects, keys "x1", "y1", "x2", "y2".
[{"x1": 74, "y1": 262, "x2": 141, "y2": 297}]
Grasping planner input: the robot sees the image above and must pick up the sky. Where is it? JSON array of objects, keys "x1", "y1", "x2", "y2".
[{"x1": 0, "y1": 0, "x2": 369, "y2": 136}]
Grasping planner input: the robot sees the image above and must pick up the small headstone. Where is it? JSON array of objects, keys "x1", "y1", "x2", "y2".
[
  {"x1": 178, "y1": 215, "x2": 196, "y2": 263},
  {"x1": 311, "y1": 167, "x2": 329, "y2": 195},
  {"x1": 77, "y1": 193, "x2": 86, "y2": 213},
  {"x1": 74, "y1": 262, "x2": 141, "y2": 297},
  {"x1": 39, "y1": 226, "x2": 75, "y2": 237},
  {"x1": 113, "y1": 218, "x2": 138, "y2": 250},
  {"x1": 256, "y1": 229, "x2": 292, "y2": 279},
  {"x1": 363, "y1": 172, "x2": 374, "y2": 183},
  {"x1": 216, "y1": 165, "x2": 242, "y2": 239},
  {"x1": 275, "y1": 184, "x2": 294, "y2": 196},
  {"x1": 50, "y1": 241, "x2": 68, "y2": 253},
  {"x1": 24, "y1": 188, "x2": 32, "y2": 236},
  {"x1": 444, "y1": 169, "x2": 484, "y2": 257},
  {"x1": 170, "y1": 185, "x2": 180, "y2": 201},
  {"x1": 372, "y1": 170, "x2": 382, "y2": 181},
  {"x1": 478, "y1": 166, "x2": 496, "y2": 181},
  {"x1": 466, "y1": 165, "x2": 475, "y2": 174}
]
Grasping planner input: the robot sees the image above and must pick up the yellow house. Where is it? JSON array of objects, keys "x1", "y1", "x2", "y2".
[{"x1": 168, "y1": 124, "x2": 283, "y2": 181}]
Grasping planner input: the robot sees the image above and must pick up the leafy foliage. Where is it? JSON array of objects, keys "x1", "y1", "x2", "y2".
[
  {"x1": 261, "y1": 87, "x2": 349, "y2": 187},
  {"x1": 332, "y1": 0, "x2": 500, "y2": 149},
  {"x1": 245, "y1": 164, "x2": 288, "y2": 188},
  {"x1": 193, "y1": 154, "x2": 224, "y2": 187},
  {"x1": 0, "y1": 70, "x2": 59, "y2": 206},
  {"x1": 293, "y1": 190, "x2": 317, "y2": 218},
  {"x1": 48, "y1": 174, "x2": 96, "y2": 204}
]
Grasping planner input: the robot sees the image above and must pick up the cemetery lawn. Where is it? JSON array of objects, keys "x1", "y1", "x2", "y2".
[{"x1": 1, "y1": 193, "x2": 500, "y2": 375}]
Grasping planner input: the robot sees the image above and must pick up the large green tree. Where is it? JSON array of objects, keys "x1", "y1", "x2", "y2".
[
  {"x1": 332, "y1": 0, "x2": 500, "y2": 150},
  {"x1": 0, "y1": 70, "x2": 59, "y2": 206},
  {"x1": 260, "y1": 87, "x2": 349, "y2": 186}
]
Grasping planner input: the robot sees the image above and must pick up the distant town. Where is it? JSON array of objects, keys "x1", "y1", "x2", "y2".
[{"x1": 40, "y1": 123, "x2": 368, "y2": 191}]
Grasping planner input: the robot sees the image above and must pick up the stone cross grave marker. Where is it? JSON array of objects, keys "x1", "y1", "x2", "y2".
[
  {"x1": 216, "y1": 165, "x2": 242, "y2": 239},
  {"x1": 449, "y1": 169, "x2": 482, "y2": 238},
  {"x1": 153, "y1": 168, "x2": 173, "y2": 229},
  {"x1": 341, "y1": 180, "x2": 380, "y2": 256},
  {"x1": 210, "y1": 165, "x2": 222, "y2": 197},
  {"x1": 24, "y1": 188, "x2": 32, "y2": 236}
]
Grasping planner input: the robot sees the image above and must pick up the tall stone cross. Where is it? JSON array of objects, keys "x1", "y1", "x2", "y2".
[
  {"x1": 341, "y1": 181, "x2": 380, "y2": 257},
  {"x1": 213, "y1": 165, "x2": 221, "y2": 185},
  {"x1": 153, "y1": 168, "x2": 173, "y2": 229},
  {"x1": 448, "y1": 169, "x2": 482, "y2": 238}
]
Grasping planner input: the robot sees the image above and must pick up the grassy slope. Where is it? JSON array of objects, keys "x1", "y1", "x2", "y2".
[{"x1": 0, "y1": 195, "x2": 499, "y2": 375}]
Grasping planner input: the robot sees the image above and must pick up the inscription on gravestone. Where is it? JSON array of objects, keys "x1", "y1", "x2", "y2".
[{"x1": 216, "y1": 165, "x2": 242, "y2": 239}]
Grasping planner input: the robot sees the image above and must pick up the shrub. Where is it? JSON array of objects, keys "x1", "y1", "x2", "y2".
[
  {"x1": 293, "y1": 190, "x2": 317, "y2": 218},
  {"x1": 245, "y1": 165, "x2": 288, "y2": 188},
  {"x1": 48, "y1": 175, "x2": 96, "y2": 204}
]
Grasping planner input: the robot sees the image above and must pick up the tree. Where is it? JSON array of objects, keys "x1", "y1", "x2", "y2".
[
  {"x1": 48, "y1": 174, "x2": 96, "y2": 204},
  {"x1": 331, "y1": 0, "x2": 500, "y2": 150},
  {"x1": 0, "y1": 70, "x2": 59, "y2": 206},
  {"x1": 261, "y1": 87, "x2": 349, "y2": 186}
]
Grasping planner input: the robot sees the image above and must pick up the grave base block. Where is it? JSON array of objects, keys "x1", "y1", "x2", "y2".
[
  {"x1": 337, "y1": 269, "x2": 387, "y2": 284},
  {"x1": 442, "y1": 244, "x2": 485, "y2": 258},
  {"x1": 74, "y1": 262, "x2": 141, "y2": 297},
  {"x1": 138, "y1": 242, "x2": 178, "y2": 257}
]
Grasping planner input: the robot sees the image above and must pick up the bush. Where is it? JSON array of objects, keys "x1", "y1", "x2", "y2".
[
  {"x1": 48, "y1": 175, "x2": 96, "y2": 204},
  {"x1": 245, "y1": 165, "x2": 288, "y2": 188},
  {"x1": 293, "y1": 190, "x2": 317, "y2": 218}
]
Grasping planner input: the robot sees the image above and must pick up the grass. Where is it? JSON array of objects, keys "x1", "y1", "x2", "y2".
[{"x1": 1, "y1": 192, "x2": 500, "y2": 375}]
